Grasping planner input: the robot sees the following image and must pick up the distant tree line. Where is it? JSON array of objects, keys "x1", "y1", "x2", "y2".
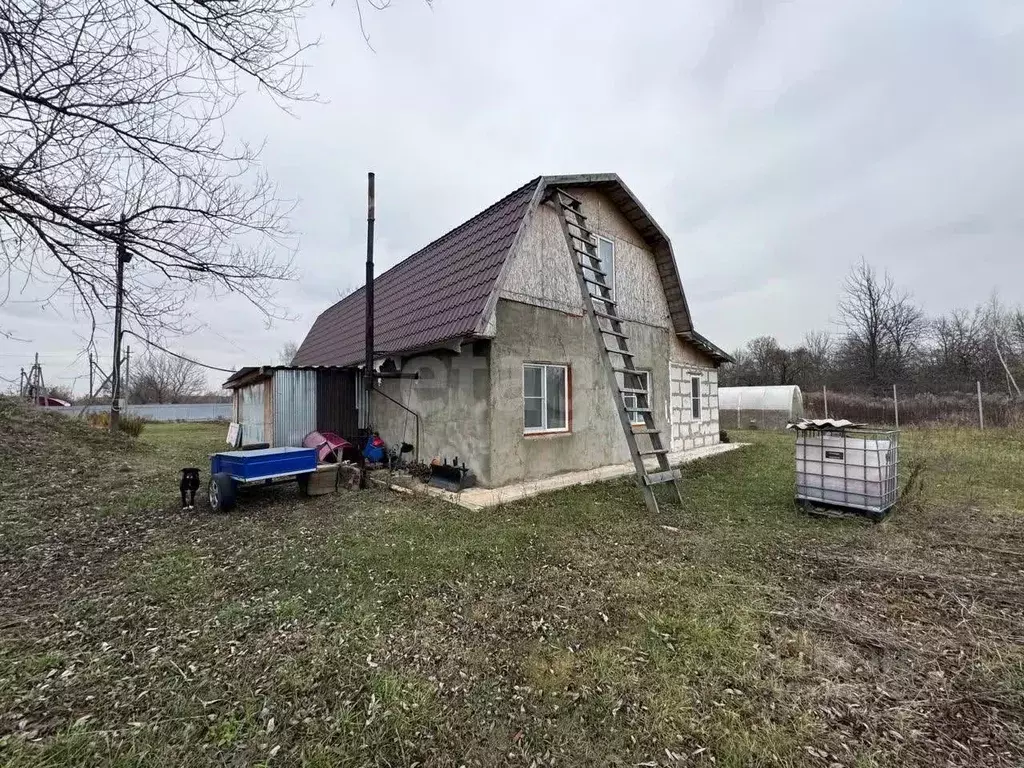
[
  {"x1": 69, "y1": 352, "x2": 228, "y2": 404},
  {"x1": 721, "y1": 260, "x2": 1024, "y2": 397}
]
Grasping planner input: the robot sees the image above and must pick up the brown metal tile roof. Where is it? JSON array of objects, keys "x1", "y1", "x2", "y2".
[
  {"x1": 293, "y1": 177, "x2": 541, "y2": 367},
  {"x1": 293, "y1": 173, "x2": 726, "y2": 367}
]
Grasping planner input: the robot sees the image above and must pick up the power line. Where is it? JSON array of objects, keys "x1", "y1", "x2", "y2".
[{"x1": 122, "y1": 330, "x2": 237, "y2": 373}]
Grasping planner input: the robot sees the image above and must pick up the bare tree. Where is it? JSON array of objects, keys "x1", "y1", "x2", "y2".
[
  {"x1": 0, "y1": 0, "x2": 317, "y2": 346},
  {"x1": 802, "y1": 330, "x2": 832, "y2": 384},
  {"x1": 803, "y1": 330, "x2": 833, "y2": 363},
  {"x1": 128, "y1": 352, "x2": 207, "y2": 403},
  {"x1": 882, "y1": 287, "x2": 927, "y2": 377},
  {"x1": 279, "y1": 340, "x2": 299, "y2": 365},
  {"x1": 837, "y1": 260, "x2": 890, "y2": 390},
  {"x1": 983, "y1": 295, "x2": 1022, "y2": 397},
  {"x1": 720, "y1": 335, "x2": 807, "y2": 386},
  {"x1": 931, "y1": 307, "x2": 986, "y2": 386}
]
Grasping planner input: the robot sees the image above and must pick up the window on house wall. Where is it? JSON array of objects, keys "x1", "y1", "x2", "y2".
[
  {"x1": 523, "y1": 363, "x2": 569, "y2": 433},
  {"x1": 586, "y1": 236, "x2": 615, "y2": 300},
  {"x1": 619, "y1": 370, "x2": 650, "y2": 425},
  {"x1": 690, "y1": 375, "x2": 702, "y2": 419}
]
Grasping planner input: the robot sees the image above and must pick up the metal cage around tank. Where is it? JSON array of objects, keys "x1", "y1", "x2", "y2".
[{"x1": 794, "y1": 426, "x2": 900, "y2": 516}]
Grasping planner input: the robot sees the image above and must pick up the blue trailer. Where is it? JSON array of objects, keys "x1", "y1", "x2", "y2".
[{"x1": 208, "y1": 446, "x2": 318, "y2": 512}]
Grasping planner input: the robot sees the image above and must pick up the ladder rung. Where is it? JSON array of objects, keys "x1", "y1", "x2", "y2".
[
  {"x1": 638, "y1": 448, "x2": 669, "y2": 456},
  {"x1": 606, "y1": 348, "x2": 634, "y2": 357},
  {"x1": 619, "y1": 386, "x2": 647, "y2": 394},
  {"x1": 644, "y1": 469, "x2": 681, "y2": 485},
  {"x1": 582, "y1": 275, "x2": 610, "y2": 288},
  {"x1": 555, "y1": 189, "x2": 584, "y2": 206},
  {"x1": 632, "y1": 428, "x2": 661, "y2": 435},
  {"x1": 578, "y1": 258, "x2": 605, "y2": 275},
  {"x1": 569, "y1": 233, "x2": 596, "y2": 246},
  {"x1": 612, "y1": 367, "x2": 645, "y2": 376},
  {"x1": 600, "y1": 328, "x2": 629, "y2": 339},
  {"x1": 568, "y1": 221, "x2": 596, "y2": 237},
  {"x1": 628, "y1": 407, "x2": 653, "y2": 413},
  {"x1": 593, "y1": 310, "x2": 622, "y2": 322}
]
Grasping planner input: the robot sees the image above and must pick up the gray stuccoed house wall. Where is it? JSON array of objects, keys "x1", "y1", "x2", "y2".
[
  {"x1": 373, "y1": 342, "x2": 492, "y2": 484},
  {"x1": 485, "y1": 185, "x2": 720, "y2": 486}
]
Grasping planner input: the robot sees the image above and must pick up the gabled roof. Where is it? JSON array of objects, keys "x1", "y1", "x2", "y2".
[
  {"x1": 293, "y1": 174, "x2": 730, "y2": 366},
  {"x1": 293, "y1": 178, "x2": 539, "y2": 367}
]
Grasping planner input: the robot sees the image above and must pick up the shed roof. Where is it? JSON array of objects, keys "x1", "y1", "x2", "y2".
[
  {"x1": 222, "y1": 364, "x2": 354, "y2": 390},
  {"x1": 293, "y1": 174, "x2": 729, "y2": 367}
]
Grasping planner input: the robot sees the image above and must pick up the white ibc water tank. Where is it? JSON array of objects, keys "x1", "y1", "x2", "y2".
[{"x1": 795, "y1": 429, "x2": 899, "y2": 514}]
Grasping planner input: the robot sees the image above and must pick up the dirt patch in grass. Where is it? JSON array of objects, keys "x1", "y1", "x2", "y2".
[{"x1": 1, "y1": 399, "x2": 1022, "y2": 766}]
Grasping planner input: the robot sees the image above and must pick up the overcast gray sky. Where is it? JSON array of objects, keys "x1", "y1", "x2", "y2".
[{"x1": 3, "y1": 0, "x2": 1023, "y2": 393}]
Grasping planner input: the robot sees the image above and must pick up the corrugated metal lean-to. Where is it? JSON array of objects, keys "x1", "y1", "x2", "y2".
[
  {"x1": 238, "y1": 383, "x2": 266, "y2": 444},
  {"x1": 274, "y1": 369, "x2": 318, "y2": 448},
  {"x1": 224, "y1": 366, "x2": 360, "y2": 448}
]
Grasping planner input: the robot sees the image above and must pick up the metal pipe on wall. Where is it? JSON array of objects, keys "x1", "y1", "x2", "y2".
[
  {"x1": 365, "y1": 172, "x2": 375, "y2": 396},
  {"x1": 371, "y1": 385, "x2": 420, "y2": 463}
]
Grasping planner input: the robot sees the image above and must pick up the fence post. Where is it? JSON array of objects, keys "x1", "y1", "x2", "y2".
[
  {"x1": 822, "y1": 386, "x2": 828, "y2": 419},
  {"x1": 893, "y1": 383, "x2": 899, "y2": 429},
  {"x1": 977, "y1": 380, "x2": 984, "y2": 430},
  {"x1": 736, "y1": 391, "x2": 741, "y2": 430}
]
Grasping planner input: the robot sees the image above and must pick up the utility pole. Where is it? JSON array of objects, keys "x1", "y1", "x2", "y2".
[
  {"x1": 24, "y1": 353, "x2": 46, "y2": 403},
  {"x1": 110, "y1": 214, "x2": 130, "y2": 432}
]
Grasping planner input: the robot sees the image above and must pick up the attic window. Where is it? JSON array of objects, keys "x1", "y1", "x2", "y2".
[{"x1": 587, "y1": 236, "x2": 615, "y2": 300}]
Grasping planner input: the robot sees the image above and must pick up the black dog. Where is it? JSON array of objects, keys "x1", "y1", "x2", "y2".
[{"x1": 179, "y1": 468, "x2": 200, "y2": 510}]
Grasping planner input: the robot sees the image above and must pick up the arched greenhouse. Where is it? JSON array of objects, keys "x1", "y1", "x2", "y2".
[{"x1": 718, "y1": 385, "x2": 804, "y2": 430}]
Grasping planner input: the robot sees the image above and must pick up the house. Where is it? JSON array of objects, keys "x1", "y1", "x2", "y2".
[{"x1": 294, "y1": 173, "x2": 731, "y2": 488}]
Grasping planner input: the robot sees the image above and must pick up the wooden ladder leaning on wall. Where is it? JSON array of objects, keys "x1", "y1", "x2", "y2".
[{"x1": 547, "y1": 187, "x2": 684, "y2": 516}]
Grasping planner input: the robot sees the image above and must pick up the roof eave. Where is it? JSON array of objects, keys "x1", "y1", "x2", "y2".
[{"x1": 679, "y1": 330, "x2": 734, "y2": 364}]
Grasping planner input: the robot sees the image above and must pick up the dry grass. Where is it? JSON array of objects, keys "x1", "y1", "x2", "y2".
[
  {"x1": 84, "y1": 411, "x2": 148, "y2": 437},
  {"x1": 0, "y1": 397, "x2": 1022, "y2": 766},
  {"x1": 805, "y1": 390, "x2": 1024, "y2": 428}
]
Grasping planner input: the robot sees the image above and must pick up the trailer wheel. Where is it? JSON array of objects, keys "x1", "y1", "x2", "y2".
[
  {"x1": 297, "y1": 473, "x2": 310, "y2": 497},
  {"x1": 209, "y1": 473, "x2": 237, "y2": 512}
]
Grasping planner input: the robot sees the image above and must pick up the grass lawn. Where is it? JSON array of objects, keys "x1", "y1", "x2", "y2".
[{"x1": 1, "y1": 399, "x2": 1022, "y2": 767}]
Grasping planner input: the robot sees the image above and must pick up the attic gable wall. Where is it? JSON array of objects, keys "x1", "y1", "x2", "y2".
[{"x1": 496, "y1": 187, "x2": 673, "y2": 330}]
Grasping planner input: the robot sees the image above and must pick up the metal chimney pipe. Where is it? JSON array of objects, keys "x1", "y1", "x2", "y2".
[{"x1": 365, "y1": 172, "x2": 375, "y2": 392}]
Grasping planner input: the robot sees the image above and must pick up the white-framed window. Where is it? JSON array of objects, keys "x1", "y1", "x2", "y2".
[
  {"x1": 523, "y1": 363, "x2": 569, "y2": 433},
  {"x1": 690, "y1": 375, "x2": 702, "y2": 419},
  {"x1": 619, "y1": 370, "x2": 650, "y2": 425},
  {"x1": 587, "y1": 235, "x2": 615, "y2": 300}
]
